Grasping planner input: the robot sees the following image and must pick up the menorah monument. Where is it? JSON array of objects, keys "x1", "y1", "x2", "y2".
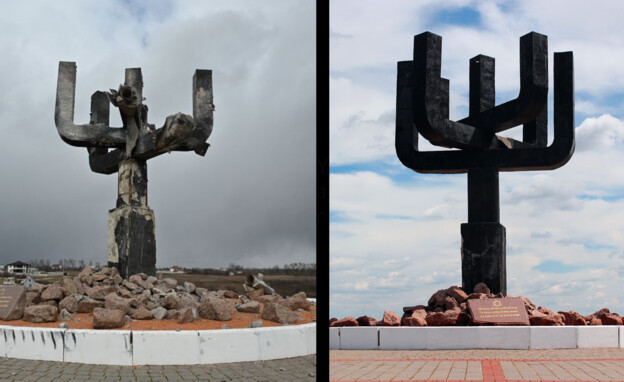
[
  {"x1": 55, "y1": 62, "x2": 213, "y2": 279},
  {"x1": 396, "y1": 32, "x2": 574, "y2": 294}
]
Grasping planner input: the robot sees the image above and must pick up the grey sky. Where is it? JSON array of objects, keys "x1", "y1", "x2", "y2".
[{"x1": 0, "y1": 0, "x2": 316, "y2": 268}]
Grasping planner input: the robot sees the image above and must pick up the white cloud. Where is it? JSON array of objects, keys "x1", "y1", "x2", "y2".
[{"x1": 576, "y1": 114, "x2": 624, "y2": 151}]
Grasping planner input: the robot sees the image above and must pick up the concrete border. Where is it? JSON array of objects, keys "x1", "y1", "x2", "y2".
[
  {"x1": 0, "y1": 323, "x2": 316, "y2": 365},
  {"x1": 331, "y1": 326, "x2": 623, "y2": 350}
]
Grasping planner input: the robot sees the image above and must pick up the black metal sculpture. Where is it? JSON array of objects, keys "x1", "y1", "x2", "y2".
[
  {"x1": 55, "y1": 62, "x2": 214, "y2": 278},
  {"x1": 396, "y1": 32, "x2": 574, "y2": 295}
]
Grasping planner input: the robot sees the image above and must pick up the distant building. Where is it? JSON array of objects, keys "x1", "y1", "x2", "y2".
[
  {"x1": 169, "y1": 266, "x2": 185, "y2": 273},
  {"x1": 6, "y1": 261, "x2": 31, "y2": 275}
]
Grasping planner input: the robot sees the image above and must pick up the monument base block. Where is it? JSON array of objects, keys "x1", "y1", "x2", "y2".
[
  {"x1": 461, "y1": 222, "x2": 506, "y2": 295},
  {"x1": 107, "y1": 206, "x2": 156, "y2": 279}
]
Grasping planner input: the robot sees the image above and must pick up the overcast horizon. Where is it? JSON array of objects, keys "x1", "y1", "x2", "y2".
[
  {"x1": 0, "y1": 1, "x2": 316, "y2": 269},
  {"x1": 331, "y1": 0, "x2": 624, "y2": 318}
]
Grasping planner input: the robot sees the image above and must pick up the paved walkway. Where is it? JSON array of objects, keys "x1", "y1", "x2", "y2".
[
  {"x1": 330, "y1": 349, "x2": 624, "y2": 381},
  {"x1": 0, "y1": 355, "x2": 316, "y2": 381}
]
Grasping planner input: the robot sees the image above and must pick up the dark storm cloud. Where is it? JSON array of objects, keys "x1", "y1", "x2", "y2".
[{"x1": 0, "y1": 0, "x2": 315, "y2": 268}]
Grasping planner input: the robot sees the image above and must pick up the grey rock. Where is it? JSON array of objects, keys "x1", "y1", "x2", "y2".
[
  {"x1": 151, "y1": 306, "x2": 167, "y2": 320},
  {"x1": 281, "y1": 292, "x2": 311, "y2": 311},
  {"x1": 85, "y1": 285, "x2": 117, "y2": 300},
  {"x1": 161, "y1": 278, "x2": 178, "y2": 288},
  {"x1": 25, "y1": 290, "x2": 40, "y2": 307},
  {"x1": 93, "y1": 308, "x2": 125, "y2": 329},
  {"x1": 131, "y1": 306, "x2": 152, "y2": 320},
  {"x1": 236, "y1": 300, "x2": 260, "y2": 313},
  {"x1": 167, "y1": 309, "x2": 179, "y2": 319},
  {"x1": 104, "y1": 293, "x2": 130, "y2": 315},
  {"x1": 198, "y1": 297, "x2": 232, "y2": 321},
  {"x1": 122, "y1": 280, "x2": 139, "y2": 290},
  {"x1": 162, "y1": 294, "x2": 179, "y2": 309},
  {"x1": 249, "y1": 320, "x2": 263, "y2": 328},
  {"x1": 59, "y1": 308, "x2": 71, "y2": 321},
  {"x1": 41, "y1": 284, "x2": 64, "y2": 301},
  {"x1": 77, "y1": 296, "x2": 105, "y2": 313},
  {"x1": 129, "y1": 275, "x2": 148, "y2": 289},
  {"x1": 183, "y1": 281, "x2": 196, "y2": 294},
  {"x1": 59, "y1": 295, "x2": 78, "y2": 313},
  {"x1": 23, "y1": 305, "x2": 58, "y2": 323},
  {"x1": 261, "y1": 302, "x2": 298, "y2": 324},
  {"x1": 177, "y1": 307, "x2": 194, "y2": 324}
]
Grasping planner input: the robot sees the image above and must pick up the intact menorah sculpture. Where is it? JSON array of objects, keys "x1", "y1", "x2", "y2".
[
  {"x1": 55, "y1": 62, "x2": 213, "y2": 278},
  {"x1": 396, "y1": 32, "x2": 574, "y2": 295}
]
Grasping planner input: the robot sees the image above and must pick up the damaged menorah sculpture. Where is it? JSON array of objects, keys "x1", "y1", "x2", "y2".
[
  {"x1": 55, "y1": 62, "x2": 213, "y2": 278},
  {"x1": 396, "y1": 32, "x2": 574, "y2": 295}
]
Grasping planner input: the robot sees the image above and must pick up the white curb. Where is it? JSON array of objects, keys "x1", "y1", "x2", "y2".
[
  {"x1": 334, "y1": 325, "x2": 623, "y2": 350},
  {"x1": 65, "y1": 330, "x2": 133, "y2": 365},
  {"x1": 3, "y1": 327, "x2": 65, "y2": 362},
  {"x1": 0, "y1": 323, "x2": 316, "y2": 365}
]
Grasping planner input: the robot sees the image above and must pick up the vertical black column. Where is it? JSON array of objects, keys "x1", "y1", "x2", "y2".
[{"x1": 461, "y1": 55, "x2": 507, "y2": 295}]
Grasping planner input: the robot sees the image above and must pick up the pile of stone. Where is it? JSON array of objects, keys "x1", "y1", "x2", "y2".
[
  {"x1": 330, "y1": 282, "x2": 623, "y2": 327},
  {"x1": 9, "y1": 266, "x2": 313, "y2": 329}
]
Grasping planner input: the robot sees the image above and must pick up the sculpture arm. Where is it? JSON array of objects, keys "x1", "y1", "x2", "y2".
[
  {"x1": 412, "y1": 33, "x2": 496, "y2": 150},
  {"x1": 458, "y1": 32, "x2": 549, "y2": 134},
  {"x1": 55, "y1": 62, "x2": 126, "y2": 148},
  {"x1": 396, "y1": 52, "x2": 574, "y2": 174}
]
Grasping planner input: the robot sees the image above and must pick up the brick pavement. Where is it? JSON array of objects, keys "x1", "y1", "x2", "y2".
[
  {"x1": 330, "y1": 349, "x2": 624, "y2": 381},
  {"x1": 0, "y1": 355, "x2": 316, "y2": 381}
]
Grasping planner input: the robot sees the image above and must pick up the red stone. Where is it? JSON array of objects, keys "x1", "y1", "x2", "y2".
[
  {"x1": 446, "y1": 286, "x2": 468, "y2": 303},
  {"x1": 558, "y1": 310, "x2": 586, "y2": 326},
  {"x1": 537, "y1": 306, "x2": 554, "y2": 315},
  {"x1": 601, "y1": 313, "x2": 623, "y2": 325},
  {"x1": 330, "y1": 316, "x2": 358, "y2": 327},
  {"x1": 519, "y1": 296, "x2": 536, "y2": 311},
  {"x1": 428, "y1": 289, "x2": 447, "y2": 307},
  {"x1": 403, "y1": 305, "x2": 427, "y2": 313},
  {"x1": 456, "y1": 312, "x2": 472, "y2": 326},
  {"x1": 401, "y1": 309, "x2": 427, "y2": 325},
  {"x1": 356, "y1": 315, "x2": 378, "y2": 326},
  {"x1": 426, "y1": 310, "x2": 458, "y2": 326},
  {"x1": 529, "y1": 314, "x2": 563, "y2": 326},
  {"x1": 594, "y1": 308, "x2": 610, "y2": 318},
  {"x1": 585, "y1": 315, "x2": 602, "y2": 325},
  {"x1": 381, "y1": 311, "x2": 400, "y2": 326},
  {"x1": 403, "y1": 316, "x2": 427, "y2": 326},
  {"x1": 473, "y1": 283, "x2": 491, "y2": 295},
  {"x1": 467, "y1": 293, "x2": 487, "y2": 300},
  {"x1": 443, "y1": 296, "x2": 459, "y2": 310}
]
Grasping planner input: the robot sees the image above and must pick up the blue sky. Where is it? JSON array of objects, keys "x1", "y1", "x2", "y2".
[{"x1": 330, "y1": 0, "x2": 624, "y2": 319}]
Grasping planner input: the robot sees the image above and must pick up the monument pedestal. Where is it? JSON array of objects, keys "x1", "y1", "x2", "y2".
[
  {"x1": 461, "y1": 222, "x2": 506, "y2": 295},
  {"x1": 106, "y1": 159, "x2": 156, "y2": 278},
  {"x1": 107, "y1": 206, "x2": 155, "y2": 279}
]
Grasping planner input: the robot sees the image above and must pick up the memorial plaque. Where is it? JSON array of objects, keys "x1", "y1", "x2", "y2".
[
  {"x1": 0, "y1": 285, "x2": 27, "y2": 321},
  {"x1": 467, "y1": 298, "x2": 529, "y2": 325}
]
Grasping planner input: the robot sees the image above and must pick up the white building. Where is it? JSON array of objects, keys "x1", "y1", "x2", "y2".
[{"x1": 6, "y1": 261, "x2": 30, "y2": 274}]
